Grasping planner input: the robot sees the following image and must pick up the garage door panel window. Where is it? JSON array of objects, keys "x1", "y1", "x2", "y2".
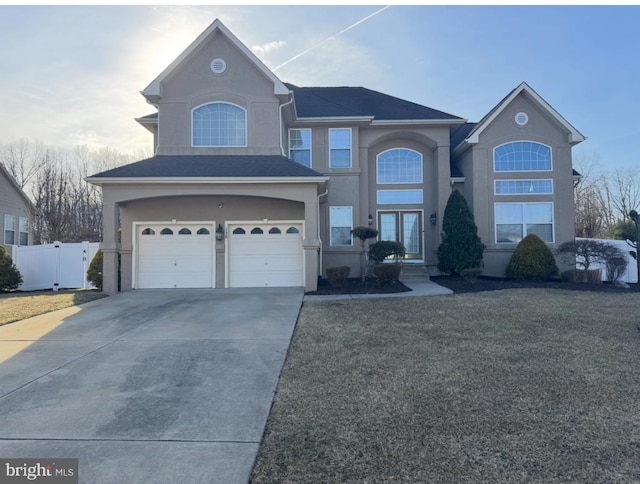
[
  {"x1": 233, "y1": 228, "x2": 246, "y2": 235},
  {"x1": 269, "y1": 227, "x2": 282, "y2": 234},
  {"x1": 160, "y1": 228, "x2": 173, "y2": 235},
  {"x1": 251, "y1": 227, "x2": 264, "y2": 234},
  {"x1": 286, "y1": 227, "x2": 299, "y2": 234},
  {"x1": 142, "y1": 228, "x2": 155, "y2": 235},
  {"x1": 495, "y1": 202, "x2": 554, "y2": 244},
  {"x1": 197, "y1": 228, "x2": 210, "y2": 235},
  {"x1": 179, "y1": 228, "x2": 192, "y2": 235},
  {"x1": 330, "y1": 206, "x2": 353, "y2": 246}
]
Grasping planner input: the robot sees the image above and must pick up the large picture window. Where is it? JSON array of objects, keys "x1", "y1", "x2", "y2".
[
  {"x1": 289, "y1": 129, "x2": 311, "y2": 167},
  {"x1": 192, "y1": 102, "x2": 246, "y2": 147},
  {"x1": 495, "y1": 202, "x2": 554, "y2": 244},
  {"x1": 494, "y1": 141, "x2": 551, "y2": 172},
  {"x1": 329, "y1": 129, "x2": 352, "y2": 168},
  {"x1": 330, "y1": 206, "x2": 353, "y2": 246},
  {"x1": 377, "y1": 148, "x2": 423, "y2": 184}
]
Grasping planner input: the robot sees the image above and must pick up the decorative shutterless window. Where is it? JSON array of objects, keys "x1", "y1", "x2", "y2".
[
  {"x1": 18, "y1": 217, "x2": 28, "y2": 245},
  {"x1": 377, "y1": 148, "x2": 423, "y2": 184},
  {"x1": 495, "y1": 202, "x2": 554, "y2": 244},
  {"x1": 495, "y1": 179, "x2": 553, "y2": 195},
  {"x1": 494, "y1": 141, "x2": 552, "y2": 172},
  {"x1": 4, "y1": 215, "x2": 16, "y2": 245},
  {"x1": 377, "y1": 190, "x2": 423, "y2": 204},
  {"x1": 330, "y1": 206, "x2": 353, "y2": 246},
  {"x1": 192, "y1": 102, "x2": 247, "y2": 147},
  {"x1": 329, "y1": 128, "x2": 352, "y2": 168},
  {"x1": 289, "y1": 129, "x2": 311, "y2": 168}
]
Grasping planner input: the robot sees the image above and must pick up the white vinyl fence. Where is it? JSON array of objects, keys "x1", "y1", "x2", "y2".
[
  {"x1": 575, "y1": 238, "x2": 638, "y2": 283},
  {"x1": 11, "y1": 241, "x2": 100, "y2": 291}
]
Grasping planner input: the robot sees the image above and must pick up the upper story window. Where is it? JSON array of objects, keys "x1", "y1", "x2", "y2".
[
  {"x1": 329, "y1": 128, "x2": 352, "y2": 168},
  {"x1": 495, "y1": 179, "x2": 553, "y2": 195},
  {"x1": 494, "y1": 141, "x2": 551, "y2": 172},
  {"x1": 192, "y1": 102, "x2": 247, "y2": 147},
  {"x1": 377, "y1": 148, "x2": 423, "y2": 184},
  {"x1": 289, "y1": 129, "x2": 311, "y2": 168}
]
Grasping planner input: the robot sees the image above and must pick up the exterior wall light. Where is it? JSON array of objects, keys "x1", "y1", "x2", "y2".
[
  {"x1": 216, "y1": 224, "x2": 224, "y2": 241},
  {"x1": 430, "y1": 212, "x2": 437, "y2": 225},
  {"x1": 368, "y1": 214, "x2": 374, "y2": 226}
]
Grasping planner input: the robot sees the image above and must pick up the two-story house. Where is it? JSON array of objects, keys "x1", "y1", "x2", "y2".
[{"x1": 88, "y1": 19, "x2": 585, "y2": 295}]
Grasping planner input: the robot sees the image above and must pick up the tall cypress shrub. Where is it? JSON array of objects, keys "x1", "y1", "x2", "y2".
[
  {"x1": 437, "y1": 190, "x2": 485, "y2": 274},
  {"x1": 0, "y1": 246, "x2": 23, "y2": 291}
]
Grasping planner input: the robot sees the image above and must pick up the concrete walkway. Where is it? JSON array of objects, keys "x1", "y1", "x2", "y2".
[
  {"x1": 303, "y1": 277, "x2": 453, "y2": 302},
  {"x1": 0, "y1": 287, "x2": 303, "y2": 484}
]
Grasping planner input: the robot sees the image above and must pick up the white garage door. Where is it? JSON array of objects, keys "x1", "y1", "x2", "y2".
[
  {"x1": 136, "y1": 223, "x2": 214, "y2": 289},
  {"x1": 228, "y1": 223, "x2": 303, "y2": 287}
]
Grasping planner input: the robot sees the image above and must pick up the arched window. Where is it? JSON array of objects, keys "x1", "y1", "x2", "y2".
[
  {"x1": 192, "y1": 102, "x2": 247, "y2": 147},
  {"x1": 251, "y1": 227, "x2": 264, "y2": 234},
  {"x1": 142, "y1": 228, "x2": 155, "y2": 235},
  {"x1": 160, "y1": 228, "x2": 173, "y2": 235},
  {"x1": 178, "y1": 228, "x2": 192, "y2": 235},
  {"x1": 269, "y1": 227, "x2": 282, "y2": 234},
  {"x1": 197, "y1": 228, "x2": 210, "y2": 235},
  {"x1": 494, "y1": 141, "x2": 551, "y2": 171},
  {"x1": 377, "y1": 149, "x2": 423, "y2": 184},
  {"x1": 232, "y1": 228, "x2": 246, "y2": 235},
  {"x1": 286, "y1": 227, "x2": 300, "y2": 234}
]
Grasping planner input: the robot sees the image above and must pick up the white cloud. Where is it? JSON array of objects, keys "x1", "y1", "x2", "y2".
[{"x1": 251, "y1": 40, "x2": 287, "y2": 55}]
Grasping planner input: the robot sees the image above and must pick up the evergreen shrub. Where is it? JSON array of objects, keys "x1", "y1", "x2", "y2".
[
  {"x1": 0, "y1": 246, "x2": 23, "y2": 291},
  {"x1": 506, "y1": 234, "x2": 558, "y2": 281}
]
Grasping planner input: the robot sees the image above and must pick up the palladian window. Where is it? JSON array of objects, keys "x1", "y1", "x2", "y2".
[
  {"x1": 192, "y1": 102, "x2": 247, "y2": 147},
  {"x1": 377, "y1": 149, "x2": 423, "y2": 184},
  {"x1": 494, "y1": 141, "x2": 551, "y2": 172}
]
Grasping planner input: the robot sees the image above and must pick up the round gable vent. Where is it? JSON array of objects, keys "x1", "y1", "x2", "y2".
[
  {"x1": 515, "y1": 112, "x2": 529, "y2": 126},
  {"x1": 210, "y1": 58, "x2": 227, "y2": 75}
]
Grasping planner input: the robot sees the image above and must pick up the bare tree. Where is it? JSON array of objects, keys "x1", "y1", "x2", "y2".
[
  {"x1": 601, "y1": 167, "x2": 640, "y2": 223},
  {"x1": 0, "y1": 139, "x2": 48, "y2": 190},
  {"x1": 573, "y1": 154, "x2": 610, "y2": 237}
]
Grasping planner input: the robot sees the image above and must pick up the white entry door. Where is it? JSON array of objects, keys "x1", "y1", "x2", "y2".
[
  {"x1": 136, "y1": 223, "x2": 215, "y2": 288},
  {"x1": 228, "y1": 223, "x2": 303, "y2": 287}
]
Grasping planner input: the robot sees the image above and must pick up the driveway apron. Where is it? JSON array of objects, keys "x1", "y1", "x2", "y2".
[{"x1": 0, "y1": 287, "x2": 303, "y2": 483}]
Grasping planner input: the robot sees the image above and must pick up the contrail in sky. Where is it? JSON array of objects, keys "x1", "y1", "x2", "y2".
[{"x1": 272, "y1": 6, "x2": 392, "y2": 71}]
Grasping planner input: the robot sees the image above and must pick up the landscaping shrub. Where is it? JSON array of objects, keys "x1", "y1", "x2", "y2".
[
  {"x1": 0, "y1": 246, "x2": 23, "y2": 291},
  {"x1": 373, "y1": 263, "x2": 402, "y2": 285},
  {"x1": 87, "y1": 249, "x2": 103, "y2": 290},
  {"x1": 437, "y1": 190, "x2": 485, "y2": 274},
  {"x1": 461, "y1": 267, "x2": 482, "y2": 283},
  {"x1": 506, "y1": 234, "x2": 558, "y2": 281},
  {"x1": 561, "y1": 268, "x2": 603, "y2": 283},
  {"x1": 326, "y1": 266, "x2": 350, "y2": 288},
  {"x1": 369, "y1": 240, "x2": 406, "y2": 263},
  {"x1": 605, "y1": 252, "x2": 628, "y2": 283}
]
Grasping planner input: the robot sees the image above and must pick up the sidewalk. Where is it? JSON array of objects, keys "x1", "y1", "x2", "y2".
[{"x1": 303, "y1": 277, "x2": 452, "y2": 302}]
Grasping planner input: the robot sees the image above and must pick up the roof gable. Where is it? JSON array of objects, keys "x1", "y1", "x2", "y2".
[
  {"x1": 463, "y1": 82, "x2": 585, "y2": 147},
  {"x1": 0, "y1": 163, "x2": 35, "y2": 212},
  {"x1": 142, "y1": 19, "x2": 289, "y2": 99}
]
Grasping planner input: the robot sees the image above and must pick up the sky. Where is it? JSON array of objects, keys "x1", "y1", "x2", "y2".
[{"x1": 0, "y1": 4, "x2": 638, "y2": 172}]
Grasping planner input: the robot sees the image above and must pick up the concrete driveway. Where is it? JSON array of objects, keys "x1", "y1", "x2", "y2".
[{"x1": 0, "y1": 287, "x2": 303, "y2": 483}]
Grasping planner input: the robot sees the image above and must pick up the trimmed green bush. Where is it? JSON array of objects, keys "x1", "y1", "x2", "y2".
[
  {"x1": 369, "y1": 240, "x2": 406, "y2": 263},
  {"x1": 87, "y1": 249, "x2": 103, "y2": 290},
  {"x1": 0, "y1": 246, "x2": 23, "y2": 291},
  {"x1": 373, "y1": 263, "x2": 402, "y2": 285},
  {"x1": 437, "y1": 190, "x2": 485, "y2": 274},
  {"x1": 326, "y1": 266, "x2": 350, "y2": 288},
  {"x1": 506, "y1": 234, "x2": 558, "y2": 281}
]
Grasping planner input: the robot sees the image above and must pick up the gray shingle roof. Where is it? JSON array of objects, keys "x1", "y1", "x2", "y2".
[
  {"x1": 90, "y1": 155, "x2": 324, "y2": 179},
  {"x1": 285, "y1": 84, "x2": 463, "y2": 121}
]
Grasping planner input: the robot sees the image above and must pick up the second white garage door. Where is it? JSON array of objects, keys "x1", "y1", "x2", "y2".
[{"x1": 228, "y1": 223, "x2": 303, "y2": 287}]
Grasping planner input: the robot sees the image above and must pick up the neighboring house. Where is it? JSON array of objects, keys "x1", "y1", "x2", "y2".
[
  {"x1": 87, "y1": 19, "x2": 585, "y2": 295},
  {"x1": 0, "y1": 162, "x2": 33, "y2": 250}
]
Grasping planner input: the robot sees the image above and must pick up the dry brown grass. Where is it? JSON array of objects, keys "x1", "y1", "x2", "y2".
[
  {"x1": 252, "y1": 289, "x2": 640, "y2": 483},
  {"x1": 0, "y1": 289, "x2": 107, "y2": 326}
]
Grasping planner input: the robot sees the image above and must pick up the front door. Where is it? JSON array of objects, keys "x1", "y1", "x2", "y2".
[{"x1": 378, "y1": 211, "x2": 423, "y2": 260}]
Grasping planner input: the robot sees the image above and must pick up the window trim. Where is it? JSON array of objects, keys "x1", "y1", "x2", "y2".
[
  {"x1": 4, "y1": 214, "x2": 16, "y2": 245},
  {"x1": 289, "y1": 128, "x2": 312, "y2": 168},
  {"x1": 493, "y1": 141, "x2": 553, "y2": 172},
  {"x1": 329, "y1": 206, "x2": 353, "y2": 246},
  {"x1": 376, "y1": 148, "x2": 424, "y2": 185},
  {"x1": 191, "y1": 101, "x2": 248, "y2": 148},
  {"x1": 329, "y1": 128, "x2": 352, "y2": 168},
  {"x1": 494, "y1": 179, "x2": 554, "y2": 195},
  {"x1": 494, "y1": 202, "x2": 555, "y2": 244}
]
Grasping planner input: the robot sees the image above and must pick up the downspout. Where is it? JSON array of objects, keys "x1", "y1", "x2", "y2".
[{"x1": 279, "y1": 91, "x2": 295, "y2": 156}]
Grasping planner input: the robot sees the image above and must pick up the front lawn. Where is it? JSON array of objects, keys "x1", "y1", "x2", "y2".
[
  {"x1": 0, "y1": 289, "x2": 107, "y2": 326},
  {"x1": 251, "y1": 289, "x2": 640, "y2": 482}
]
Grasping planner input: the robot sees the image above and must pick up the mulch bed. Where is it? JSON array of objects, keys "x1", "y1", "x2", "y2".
[
  {"x1": 431, "y1": 274, "x2": 640, "y2": 294},
  {"x1": 306, "y1": 277, "x2": 411, "y2": 296},
  {"x1": 307, "y1": 274, "x2": 639, "y2": 296}
]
